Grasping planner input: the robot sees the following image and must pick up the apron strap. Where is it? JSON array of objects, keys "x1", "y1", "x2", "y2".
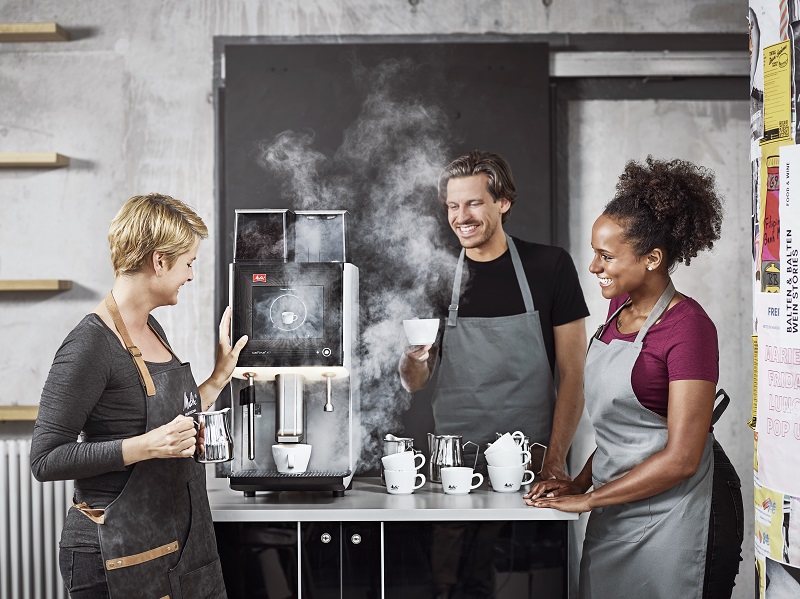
[
  {"x1": 447, "y1": 235, "x2": 534, "y2": 327},
  {"x1": 589, "y1": 280, "x2": 676, "y2": 351},
  {"x1": 506, "y1": 235, "x2": 535, "y2": 314},
  {"x1": 72, "y1": 498, "x2": 106, "y2": 524},
  {"x1": 447, "y1": 250, "x2": 466, "y2": 327},
  {"x1": 711, "y1": 388, "x2": 730, "y2": 425},
  {"x1": 590, "y1": 297, "x2": 632, "y2": 347},
  {"x1": 105, "y1": 292, "x2": 156, "y2": 397},
  {"x1": 633, "y1": 280, "x2": 677, "y2": 346}
]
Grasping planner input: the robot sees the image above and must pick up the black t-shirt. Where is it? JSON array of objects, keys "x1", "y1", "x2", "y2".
[{"x1": 439, "y1": 237, "x2": 589, "y2": 374}]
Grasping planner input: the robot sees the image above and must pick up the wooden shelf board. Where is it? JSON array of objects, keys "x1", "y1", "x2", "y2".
[
  {"x1": 0, "y1": 22, "x2": 69, "y2": 42},
  {"x1": 0, "y1": 152, "x2": 70, "y2": 168},
  {"x1": 0, "y1": 406, "x2": 39, "y2": 421},
  {"x1": 0, "y1": 279, "x2": 72, "y2": 291}
]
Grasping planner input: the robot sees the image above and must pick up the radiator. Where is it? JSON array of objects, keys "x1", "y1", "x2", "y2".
[{"x1": 0, "y1": 439, "x2": 72, "y2": 599}]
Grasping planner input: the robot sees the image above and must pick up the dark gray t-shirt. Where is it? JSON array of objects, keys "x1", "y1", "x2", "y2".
[{"x1": 31, "y1": 313, "x2": 180, "y2": 549}]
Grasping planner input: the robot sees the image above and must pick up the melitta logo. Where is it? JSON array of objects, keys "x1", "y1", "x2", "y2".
[
  {"x1": 183, "y1": 392, "x2": 198, "y2": 416},
  {"x1": 391, "y1": 484, "x2": 399, "y2": 490},
  {"x1": 504, "y1": 482, "x2": 513, "y2": 488},
  {"x1": 448, "y1": 484, "x2": 457, "y2": 490},
  {"x1": 253, "y1": 274, "x2": 266, "y2": 283}
]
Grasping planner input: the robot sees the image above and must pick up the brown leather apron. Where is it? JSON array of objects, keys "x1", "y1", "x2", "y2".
[{"x1": 75, "y1": 293, "x2": 226, "y2": 598}]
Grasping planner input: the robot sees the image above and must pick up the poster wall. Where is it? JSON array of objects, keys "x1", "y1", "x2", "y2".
[{"x1": 751, "y1": 2, "x2": 800, "y2": 595}]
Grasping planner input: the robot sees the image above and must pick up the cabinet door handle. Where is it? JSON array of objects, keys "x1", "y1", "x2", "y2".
[
  {"x1": 321, "y1": 532, "x2": 332, "y2": 544},
  {"x1": 350, "y1": 533, "x2": 362, "y2": 545}
]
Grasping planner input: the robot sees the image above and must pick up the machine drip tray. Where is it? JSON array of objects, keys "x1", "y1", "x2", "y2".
[{"x1": 230, "y1": 469, "x2": 353, "y2": 497}]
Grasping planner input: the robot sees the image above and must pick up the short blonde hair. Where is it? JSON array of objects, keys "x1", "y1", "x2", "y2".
[{"x1": 108, "y1": 194, "x2": 209, "y2": 276}]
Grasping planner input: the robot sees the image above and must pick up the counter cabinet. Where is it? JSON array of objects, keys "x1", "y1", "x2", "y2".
[{"x1": 209, "y1": 477, "x2": 573, "y2": 599}]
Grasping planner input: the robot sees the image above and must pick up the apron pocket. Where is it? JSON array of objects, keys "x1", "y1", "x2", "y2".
[
  {"x1": 168, "y1": 473, "x2": 225, "y2": 598},
  {"x1": 176, "y1": 556, "x2": 226, "y2": 599},
  {"x1": 585, "y1": 499, "x2": 652, "y2": 543}
]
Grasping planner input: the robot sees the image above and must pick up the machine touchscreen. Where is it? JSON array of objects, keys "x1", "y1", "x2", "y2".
[{"x1": 252, "y1": 285, "x2": 324, "y2": 340}]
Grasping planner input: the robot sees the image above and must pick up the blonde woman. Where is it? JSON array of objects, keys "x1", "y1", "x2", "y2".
[{"x1": 32, "y1": 194, "x2": 247, "y2": 599}]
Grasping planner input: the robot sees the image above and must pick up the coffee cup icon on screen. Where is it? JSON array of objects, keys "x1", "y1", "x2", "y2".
[{"x1": 282, "y1": 311, "x2": 299, "y2": 325}]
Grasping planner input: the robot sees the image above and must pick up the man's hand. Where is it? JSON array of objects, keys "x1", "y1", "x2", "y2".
[
  {"x1": 407, "y1": 344, "x2": 432, "y2": 363},
  {"x1": 399, "y1": 344, "x2": 434, "y2": 393}
]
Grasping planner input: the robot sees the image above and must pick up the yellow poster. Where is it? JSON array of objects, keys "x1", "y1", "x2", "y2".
[
  {"x1": 762, "y1": 40, "x2": 792, "y2": 142},
  {"x1": 754, "y1": 484, "x2": 785, "y2": 562}
]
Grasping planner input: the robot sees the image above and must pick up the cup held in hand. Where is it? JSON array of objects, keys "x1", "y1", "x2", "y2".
[{"x1": 403, "y1": 318, "x2": 440, "y2": 346}]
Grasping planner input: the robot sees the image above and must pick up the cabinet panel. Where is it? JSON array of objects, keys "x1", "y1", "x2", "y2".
[
  {"x1": 384, "y1": 521, "x2": 567, "y2": 599},
  {"x1": 216, "y1": 520, "x2": 568, "y2": 598},
  {"x1": 215, "y1": 522, "x2": 299, "y2": 599},
  {"x1": 341, "y1": 522, "x2": 381, "y2": 598},
  {"x1": 300, "y1": 522, "x2": 341, "y2": 598}
]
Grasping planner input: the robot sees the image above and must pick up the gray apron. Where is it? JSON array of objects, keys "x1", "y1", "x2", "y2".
[
  {"x1": 76, "y1": 294, "x2": 226, "y2": 598},
  {"x1": 432, "y1": 235, "x2": 557, "y2": 464},
  {"x1": 579, "y1": 281, "x2": 713, "y2": 599}
]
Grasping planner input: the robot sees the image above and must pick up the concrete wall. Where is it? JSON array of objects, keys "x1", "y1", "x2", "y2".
[{"x1": 0, "y1": 0, "x2": 744, "y2": 407}]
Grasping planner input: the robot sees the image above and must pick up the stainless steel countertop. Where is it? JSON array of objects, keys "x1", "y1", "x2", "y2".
[{"x1": 208, "y1": 476, "x2": 578, "y2": 523}]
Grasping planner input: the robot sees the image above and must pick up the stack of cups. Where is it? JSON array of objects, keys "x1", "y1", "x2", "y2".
[
  {"x1": 381, "y1": 451, "x2": 426, "y2": 495},
  {"x1": 485, "y1": 431, "x2": 534, "y2": 493}
]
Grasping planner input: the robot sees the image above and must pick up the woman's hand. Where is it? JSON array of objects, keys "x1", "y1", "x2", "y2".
[
  {"x1": 525, "y1": 492, "x2": 594, "y2": 514},
  {"x1": 523, "y1": 478, "x2": 593, "y2": 512},
  {"x1": 122, "y1": 415, "x2": 197, "y2": 465},
  {"x1": 524, "y1": 478, "x2": 584, "y2": 502},
  {"x1": 199, "y1": 307, "x2": 248, "y2": 410},
  {"x1": 540, "y1": 462, "x2": 571, "y2": 482},
  {"x1": 212, "y1": 306, "x2": 248, "y2": 385}
]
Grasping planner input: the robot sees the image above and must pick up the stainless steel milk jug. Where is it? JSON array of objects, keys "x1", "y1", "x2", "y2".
[
  {"x1": 427, "y1": 434, "x2": 477, "y2": 483},
  {"x1": 194, "y1": 407, "x2": 234, "y2": 463}
]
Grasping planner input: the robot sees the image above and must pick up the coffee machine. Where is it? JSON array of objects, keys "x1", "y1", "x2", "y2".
[{"x1": 227, "y1": 209, "x2": 360, "y2": 496}]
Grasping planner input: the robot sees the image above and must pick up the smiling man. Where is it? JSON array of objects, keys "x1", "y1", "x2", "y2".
[{"x1": 399, "y1": 150, "x2": 589, "y2": 480}]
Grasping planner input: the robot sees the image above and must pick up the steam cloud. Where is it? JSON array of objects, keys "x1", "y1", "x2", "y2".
[{"x1": 256, "y1": 58, "x2": 459, "y2": 472}]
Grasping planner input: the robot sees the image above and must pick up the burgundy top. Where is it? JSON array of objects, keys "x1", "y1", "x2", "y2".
[{"x1": 597, "y1": 294, "x2": 719, "y2": 418}]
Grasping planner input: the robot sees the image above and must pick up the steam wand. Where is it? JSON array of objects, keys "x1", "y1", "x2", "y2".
[
  {"x1": 321, "y1": 372, "x2": 335, "y2": 412},
  {"x1": 242, "y1": 373, "x2": 256, "y2": 460}
]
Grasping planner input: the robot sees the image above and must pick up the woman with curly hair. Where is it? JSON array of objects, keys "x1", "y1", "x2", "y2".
[{"x1": 525, "y1": 157, "x2": 743, "y2": 598}]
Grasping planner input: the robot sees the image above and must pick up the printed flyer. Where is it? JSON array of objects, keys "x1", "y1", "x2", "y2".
[{"x1": 755, "y1": 146, "x2": 800, "y2": 497}]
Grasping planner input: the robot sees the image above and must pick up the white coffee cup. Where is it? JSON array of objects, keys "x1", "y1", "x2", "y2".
[
  {"x1": 402, "y1": 318, "x2": 440, "y2": 345},
  {"x1": 487, "y1": 465, "x2": 534, "y2": 493},
  {"x1": 281, "y1": 311, "x2": 299, "y2": 325},
  {"x1": 272, "y1": 443, "x2": 312, "y2": 473},
  {"x1": 440, "y1": 467, "x2": 484, "y2": 495},
  {"x1": 381, "y1": 451, "x2": 426, "y2": 472},
  {"x1": 485, "y1": 431, "x2": 525, "y2": 455},
  {"x1": 384, "y1": 469, "x2": 426, "y2": 495},
  {"x1": 485, "y1": 448, "x2": 531, "y2": 468}
]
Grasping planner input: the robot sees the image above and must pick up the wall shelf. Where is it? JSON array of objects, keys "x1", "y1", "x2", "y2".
[
  {"x1": 0, "y1": 152, "x2": 70, "y2": 168},
  {"x1": 0, "y1": 280, "x2": 72, "y2": 291},
  {"x1": 0, "y1": 22, "x2": 69, "y2": 42},
  {"x1": 0, "y1": 406, "x2": 38, "y2": 421}
]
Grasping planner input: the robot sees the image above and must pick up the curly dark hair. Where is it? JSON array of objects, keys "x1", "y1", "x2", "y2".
[{"x1": 604, "y1": 156, "x2": 723, "y2": 268}]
